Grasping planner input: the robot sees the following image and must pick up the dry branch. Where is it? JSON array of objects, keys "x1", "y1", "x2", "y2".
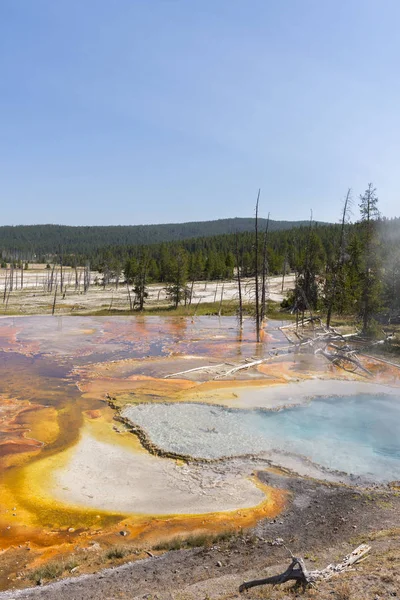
[
  {"x1": 239, "y1": 544, "x2": 370, "y2": 592},
  {"x1": 164, "y1": 364, "x2": 226, "y2": 379},
  {"x1": 214, "y1": 359, "x2": 265, "y2": 379}
]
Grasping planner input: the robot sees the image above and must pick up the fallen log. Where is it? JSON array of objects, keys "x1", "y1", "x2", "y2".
[
  {"x1": 239, "y1": 556, "x2": 310, "y2": 591},
  {"x1": 164, "y1": 363, "x2": 225, "y2": 378},
  {"x1": 213, "y1": 359, "x2": 265, "y2": 379},
  {"x1": 360, "y1": 353, "x2": 400, "y2": 370},
  {"x1": 239, "y1": 544, "x2": 370, "y2": 592}
]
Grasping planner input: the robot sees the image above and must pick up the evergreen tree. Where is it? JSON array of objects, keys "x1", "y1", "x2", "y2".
[
  {"x1": 358, "y1": 183, "x2": 381, "y2": 334},
  {"x1": 165, "y1": 249, "x2": 188, "y2": 308},
  {"x1": 133, "y1": 256, "x2": 149, "y2": 311}
]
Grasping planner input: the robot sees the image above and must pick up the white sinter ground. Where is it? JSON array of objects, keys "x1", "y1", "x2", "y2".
[{"x1": 122, "y1": 381, "x2": 400, "y2": 483}]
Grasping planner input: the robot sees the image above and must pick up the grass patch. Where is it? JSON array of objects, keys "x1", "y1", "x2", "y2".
[
  {"x1": 29, "y1": 558, "x2": 79, "y2": 584},
  {"x1": 78, "y1": 299, "x2": 295, "y2": 320},
  {"x1": 153, "y1": 530, "x2": 237, "y2": 552},
  {"x1": 365, "y1": 528, "x2": 400, "y2": 541},
  {"x1": 81, "y1": 300, "x2": 241, "y2": 318},
  {"x1": 105, "y1": 546, "x2": 130, "y2": 560}
]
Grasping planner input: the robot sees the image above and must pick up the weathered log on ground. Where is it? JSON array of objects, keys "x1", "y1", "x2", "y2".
[
  {"x1": 239, "y1": 544, "x2": 370, "y2": 593},
  {"x1": 164, "y1": 364, "x2": 226, "y2": 378},
  {"x1": 316, "y1": 348, "x2": 373, "y2": 376},
  {"x1": 239, "y1": 557, "x2": 311, "y2": 591}
]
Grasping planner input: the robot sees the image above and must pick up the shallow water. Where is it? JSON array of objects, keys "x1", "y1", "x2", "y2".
[{"x1": 123, "y1": 394, "x2": 400, "y2": 482}]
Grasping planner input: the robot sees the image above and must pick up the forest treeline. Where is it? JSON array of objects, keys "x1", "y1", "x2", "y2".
[
  {"x1": 1, "y1": 186, "x2": 400, "y2": 334},
  {"x1": 0, "y1": 217, "x2": 316, "y2": 257},
  {"x1": 91, "y1": 186, "x2": 400, "y2": 333}
]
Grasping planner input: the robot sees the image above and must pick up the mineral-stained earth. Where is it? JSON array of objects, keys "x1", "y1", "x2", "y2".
[{"x1": 0, "y1": 315, "x2": 399, "y2": 595}]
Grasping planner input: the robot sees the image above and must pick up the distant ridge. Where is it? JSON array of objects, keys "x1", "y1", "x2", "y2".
[{"x1": 0, "y1": 218, "x2": 329, "y2": 256}]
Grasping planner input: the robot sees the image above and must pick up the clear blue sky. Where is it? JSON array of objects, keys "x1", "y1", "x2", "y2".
[{"x1": 1, "y1": 0, "x2": 400, "y2": 226}]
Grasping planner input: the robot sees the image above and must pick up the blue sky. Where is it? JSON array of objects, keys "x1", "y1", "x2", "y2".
[{"x1": 1, "y1": 0, "x2": 400, "y2": 225}]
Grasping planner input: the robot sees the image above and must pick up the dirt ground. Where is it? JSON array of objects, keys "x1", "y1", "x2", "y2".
[
  {"x1": 1, "y1": 471, "x2": 399, "y2": 600},
  {"x1": 0, "y1": 267, "x2": 294, "y2": 315}
]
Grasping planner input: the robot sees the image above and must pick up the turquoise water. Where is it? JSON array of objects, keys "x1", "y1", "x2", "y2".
[{"x1": 123, "y1": 394, "x2": 400, "y2": 483}]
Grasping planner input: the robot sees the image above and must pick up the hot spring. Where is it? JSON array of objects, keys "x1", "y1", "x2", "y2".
[{"x1": 122, "y1": 393, "x2": 400, "y2": 483}]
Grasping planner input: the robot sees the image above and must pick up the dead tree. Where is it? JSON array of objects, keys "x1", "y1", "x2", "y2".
[
  {"x1": 59, "y1": 248, "x2": 64, "y2": 295},
  {"x1": 218, "y1": 282, "x2": 225, "y2": 317},
  {"x1": 254, "y1": 189, "x2": 261, "y2": 342},
  {"x1": 188, "y1": 279, "x2": 194, "y2": 306},
  {"x1": 235, "y1": 231, "x2": 243, "y2": 328},
  {"x1": 74, "y1": 265, "x2": 79, "y2": 290},
  {"x1": 52, "y1": 284, "x2": 58, "y2": 315},
  {"x1": 281, "y1": 251, "x2": 287, "y2": 293},
  {"x1": 48, "y1": 264, "x2": 56, "y2": 293},
  {"x1": 126, "y1": 282, "x2": 133, "y2": 311},
  {"x1": 213, "y1": 282, "x2": 218, "y2": 303},
  {"x1": 260, "y1": 213, "x2": 270, "y2": 322},
  {"x1": 3, "y1": 267, "x2": 8, "y2": 303},
  {"x1": 9, "y1": 263, "x2": 14, "y2": 292},
  {"x1": 83, "y1": 262, "x2": 90, "y2": 293},
  {"x1": 239, "y1": 544, "x2": 370, "y2": 592}
]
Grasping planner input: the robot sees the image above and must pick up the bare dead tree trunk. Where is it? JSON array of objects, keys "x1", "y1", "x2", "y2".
[
  {"x1": 3, "y1": 267, "x2": 8, "y2": 303},
  {"x1": 115, "y1": 270, "x2": 119, "y2": 289},
  {"x1": 281, "y1": 253, "x2": 287, "y2": 293},
  {"x1": 59, "y1": 249, "x2": 64, "y2": 295},
  {"x1": 239, "y1": 545, "x2": 370, "y2": 592},
  {"x1": 326, "y1": 188, "x2": 351, "y2": 328},
  {"x1": 126, "y1": 282, "x2": 133, "y2": 311},
  {"x1": 10, "y1": 263, "x2": 14, "y2": 292},
  {"x1": 189, "y1": 279, "x2": 194, "y2": 306},
  {"x1": 218, "y1": 282, "x2": 224, "y2": 317},
  {"x1": 49, "y1": 265, "x2": 56, "y2": 293},
  {"x1": 213, "y1": 282, "x2": 218, "y2": 303},
  {"x1": 235, "y1": 231, "x2": 243, "y2": 329},
  {"x1": 254, "y1": 189, "x2": 261, "y2": 342},
  {"x1": 52, "y1": 284, "x2": 58, "y2": 315},
  {"x1": 261, "y1": 213, "x2": 270, "y2": 321},
  {"x1": 21, "y1": 263, "x2": 24, "y2": 290},
  {"x1": 84, "y1": 262, "x2": 90, "y2": 293}
]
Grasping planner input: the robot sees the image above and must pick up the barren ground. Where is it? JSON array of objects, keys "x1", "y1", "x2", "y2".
[
  {"x1": 0, "y1": 266, "x2": 294, "y2": 315},
  {"x1": 0, "y1": 471, "x2": 399, "y2": 600}
]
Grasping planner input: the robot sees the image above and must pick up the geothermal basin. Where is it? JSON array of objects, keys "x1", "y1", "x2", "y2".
[
  {"x1": 122, "y1": 390, "x2": 400, "y2": 483},
  {"x1": 0, "y1": 314, "x2": 399, "y2": 590}
]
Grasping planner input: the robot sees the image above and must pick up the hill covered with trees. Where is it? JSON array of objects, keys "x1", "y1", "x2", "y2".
[{"x1": 0, "y1": 218, "x2": 320, "y2": 258}]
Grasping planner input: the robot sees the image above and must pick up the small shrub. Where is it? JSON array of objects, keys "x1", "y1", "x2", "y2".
[
  {"x1": 29, "y1": 562, "x2": 65, "y2": 584},
  {"x1": 105, "y1": 546, "x2": 129, "y2": 560}
]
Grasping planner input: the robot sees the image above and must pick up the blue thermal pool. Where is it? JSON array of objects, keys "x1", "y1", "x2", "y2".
[{"x1": 122, "y1": 393, "x2": 400, "y2": 483}]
